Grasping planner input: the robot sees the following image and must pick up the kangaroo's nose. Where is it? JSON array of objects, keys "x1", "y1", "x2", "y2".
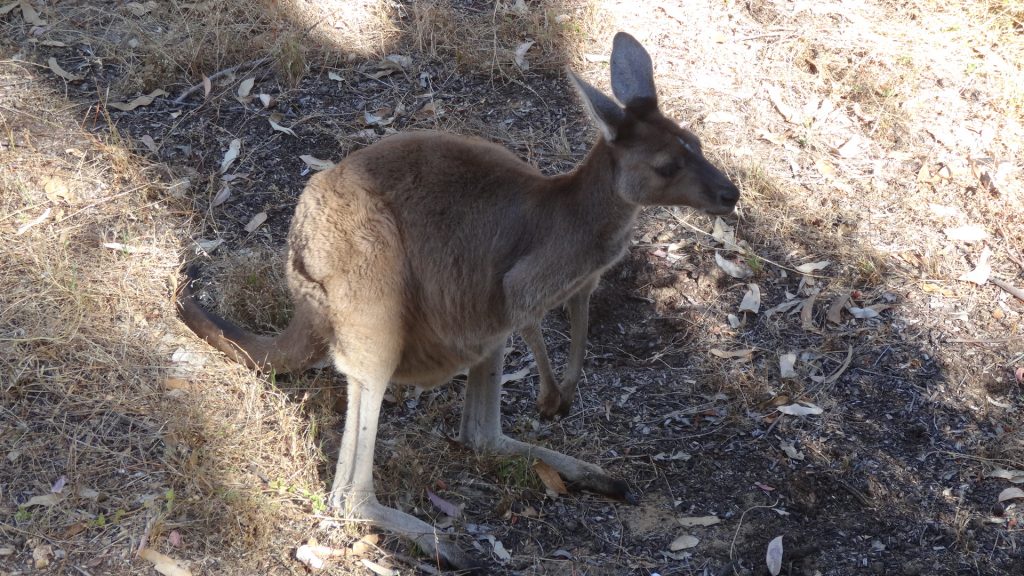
[{"x1": 719, "y1": 182, "x2": 740, "y2": 205}]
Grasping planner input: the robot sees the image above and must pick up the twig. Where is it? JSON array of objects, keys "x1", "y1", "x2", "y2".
[
  {"x1": 991, "y1": 277, "x2": 1024, "y2": 302},
  {"x1": 729, "y1": 499, "x2": 780, "y2": 569},
  {"x1": 669, "y1": 211, "x2": 831, "y2": 278},
  {"x1": 172, "y1": 57, "x2": 272, "y2": 105}
]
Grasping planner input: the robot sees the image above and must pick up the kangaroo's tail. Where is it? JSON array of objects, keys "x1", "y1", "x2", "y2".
[{"x1": 176, "y1": 266, "x2": 326, "y2": 374}]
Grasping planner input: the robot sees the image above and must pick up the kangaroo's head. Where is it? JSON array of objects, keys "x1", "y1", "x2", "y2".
[{"x1": 570, "y1": 32, "x2": 739, "y2": 215}]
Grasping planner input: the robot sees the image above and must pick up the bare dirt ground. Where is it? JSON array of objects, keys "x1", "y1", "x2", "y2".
[{"x1": 2, "y1": 1, "x2": 1023, "y2": 575}]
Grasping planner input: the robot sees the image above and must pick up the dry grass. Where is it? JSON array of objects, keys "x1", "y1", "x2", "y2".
[{"x1": 2, "y1": 0, "x2": 1023, "y2": 573}]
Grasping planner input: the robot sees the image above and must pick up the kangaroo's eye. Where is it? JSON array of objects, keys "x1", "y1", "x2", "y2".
[{"x1": 654, "y1": 162, "x2": 681, "y2": 178}]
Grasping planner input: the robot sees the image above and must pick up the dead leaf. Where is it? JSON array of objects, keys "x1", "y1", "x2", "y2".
[
  {"x1": 780, "y1": 440, "x2": 804, "y2": 460},
  {"x1": 163, "y1": 378, "x2": 190, "y2": 391},
  {"x1": 1, "y1": 2, "x2": 19, "y2": 16},
  {"x1": 507, "y1": 0, "x2": 529, "y2": 15},
  {"x1": 202, "y1": 76, "x2": 211, "y2": 98},
  {"x1": 491, "y1": 539, "x2": 512, "y2": 563},
  {"x1": 826, "y1": 291, "x2": 850, "y2": 324},
  {"x1": 766, "y1": 535, "x2": 784, "y2": 576},
  {"x1": 715, "y1": 252, "x2": 753, "y2": 279},
  {"x1": 779, "y1": 353, "x2": 797, "y2": 379},
  {"x1": 300, "y1": 155, "x2": 335, "y2": 171},
  {"x1": 361, "y1": 559, "x2": 397, "y2": 576},
  {"x1": 710, "y1": 348, "x2": 755, "y2": 361},
  {"x1": 350, "y1": 534, "x2": 379, "y2": 556},
  {"x1": 32, "y1": 544, "x2": 52, "y2": 570},
  {"x1": 847, "y1": 305, "x2": 888, "y2": 319},
  {"x1": 258, "y1": 93, "x2": 275, "y2": 108},
  {"x1": 943, "y1": 225, "x2": 988, "y2": 243},
  {"x1": 928, "y1": 203, "x2": 959, "y2": 218},
  {"x1": 138, "y1": 549, "x2": 192, "y2": 576},
  {"x1": 219, "y1": 138, "x2": 241, "y2": 173},
  {"x1": 19, "y1": 0, "x2": 45, "y2": 25},
  {"x1": 140, "y1": 134, "x2": 158, "y2": 153},
  {"x1": 810, "y1": 346, "x2": 853, "y2": 385},
  {"x1": 244, "y1": 212, "x2": 267, "y2": 233},
  {"x1": 47, "y1": 57, "x2": 81, "y2": 81},
  {"x1": 236, "y1": 77, "x2": 255, "y2": 101},
  {"x1": 814, "y1": 158, "x2": 836, "y2": 178},
  {"x1": 836, "y1": 135, "x2": 863, "y2": 158},
  {"x1": 195, "y1": 238, "x2": 223, "y2": 254},
  {"x1": 533, "y1": 460, "x2": 568, "y2": 495},
  {"x1": 168, "y1": 530, "x2": 182, "y2": 548},
  {"x1": 514, "y1": 40, "x2": 535, "y2": 70},
  {"x1": 958, "y1": 247, "x2": 992, "y2": 285},
  {"x1": 125, "y1": 1, "x2": 157, "y2": 16},
  {"x1": 705, "y1": 111, "x2": 739, "y2": 124},
  {"x1": 998, "y1": 487, "x2": 1024, "y2": 503},
  {"x1": 796, "y1": 260, "x2": 830, "y2": 274},
  {"x1": 987, "y1": 469, "x2": 1024, "y2": 484},
  {"x1": 766, "y1": 85, "x2": 799, "y2": 124},
  {"x1": 712, "y1": 217, "x2": 742, "y2": 252},
  {"x1": 328, "y1": 71, "x2": 343, "y2": 81},
  {"x1": 501, "y1": 366, "x2": 530, "y2": 384},
  {"x1": 24, "y1": 493, "x2": 60, "y2": 507},
  {"x1": 800, "y1": 292, "x2": 818, "y2": 332},
  {"x1": 678, "y1": 515, "x2": 720, "y2": 527},
  {"x1": 15, "y1": 207, "x2": 51, "y2": 236},
  {"x1": 739, "y1": 284, "x2": 761, "y2": 314},
  {"x1": 211, "y1": 184, "x2": 231, "y2": 207},
  {"x1": 364, "y1": 108, "x2": 394, "y2": 127},
  {"x1": 670, "y1": 534, "x2": 699, "y2": 551},
  {"x1": 385, "y1": 54, "x2": 412, "y2": 69},
  {"x1": 268, "y1": 113, "x2": 296, "y2": 137},
  {"x1": 764, "y1": 298, "x2": 803, "y2": 318},
  {"x1": 108, "y1": 89, "x2": 167, "y2": 111},
  {"x1": 426, "y1": 489, "x2": 462, "y2": 518},
  {"x1": 777, "y1": 402, "x2": 823, "y2": 416}
]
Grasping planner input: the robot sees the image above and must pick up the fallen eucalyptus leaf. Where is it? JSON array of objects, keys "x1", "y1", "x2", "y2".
[
  {"x1": 709, "y1": 348, "x2": 754, "y2": 361},
  {"x1": 219, "y1": 138, "x2": 241, "y2": 173},
  {"x1": 777, "y1": 402, "x2": 823, "y2": 416},
  {"x1": 48, "y1": 57, "x2": 81, "y2": 81},
  {"x1": 944, "y1": 225, "x2": 988, "y2": 243},
  {"x1": 300, "y1": 155, "x2": 335, "y2": 171},
  {"x1": 998, "y1": 487, "x2": 1024, "y2": 503},
  {"x1": 766, "y1": 535, "x2": 784, "y2": 576},
  {"x1": 514, "y1": 40, "x2": 535, "y2": 70},
  {"x1": 138, "y1": 549, "x2": 192, "y2": 576},
  {"x1": 533, "y1": 460, "x2": 568, "y2": 496},
  {"x1": 958, "y1": 247, "x2": 992, "y2": 286},
  {"x1": 715, "y1": 252, "x2": 753, "y2": 279},
  {"x1": 678, "y1": 515, "x2": 720, "y2": 527},
  {"x1": 268, "y1": 113, "x2": 296, "y2": 137},
  {"x1": 739, "y1": 284, "x2": 761, "y2": 314},
  {"x1": 780, "y1": 440, "x2": 804, "y2": 460},
  {"x1": 779, "y1": 353, "x2": 797, "y2": 379},
  {"x1": 796, "y1": 260, "x2": 830, "y2": 274},
  {"x1": 986, "y1": 469, "x2": 1024, "y2": 484},
  {"x1": 670, "y1": 534, "x2": 699, "y2": 551},
  {"x1": 244, "y1": 212, "x2": 267, "y2": 233},
  {"x1": 108, "y1": 89, "x2": 167, "y2": 111}
]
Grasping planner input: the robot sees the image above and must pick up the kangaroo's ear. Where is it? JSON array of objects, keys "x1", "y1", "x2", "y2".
[
  {"x1": 610, "y1": 32, "x2": 657, "y2": 112},
  {"x1": 568, "y1": 70, "x2": 624, "y2": 141}
]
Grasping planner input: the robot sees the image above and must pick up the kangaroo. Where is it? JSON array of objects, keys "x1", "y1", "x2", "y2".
[{"x1": 177, "y1": 32, "x2": 738, "y2": 569}]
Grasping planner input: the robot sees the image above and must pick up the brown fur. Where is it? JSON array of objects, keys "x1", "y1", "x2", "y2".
[{"x1": 177, "y1": 33, "x2": 739, "y2": 569}]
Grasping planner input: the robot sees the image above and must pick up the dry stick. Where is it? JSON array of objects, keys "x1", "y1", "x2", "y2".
[
  {"x1": 729, "y1": 499, "x2": 780, "y2": 574},
  {"x1": 172, "y1": 57, "x2": 272, "y2": 105},
  {"x1": 669, "y1": 212, "x2": 831, "y2": 279},
  {"x1": 991, "y1": 277, "x2": 1024, "y2": 302}
]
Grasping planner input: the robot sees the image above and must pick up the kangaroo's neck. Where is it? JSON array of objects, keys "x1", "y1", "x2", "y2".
[{"x1": 561, "y1": 138, "x2": 640, "y2": 262}]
